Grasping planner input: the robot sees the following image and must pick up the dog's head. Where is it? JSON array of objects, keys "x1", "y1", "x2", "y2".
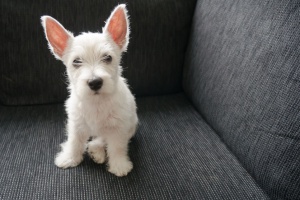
[{"x1": 41, "y1": 5, "x2": 129, "y2": 98}]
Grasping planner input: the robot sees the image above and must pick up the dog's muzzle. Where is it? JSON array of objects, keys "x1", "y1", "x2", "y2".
[{"x1": 87, "y1": 77, "x2": 103, "y2": 91}]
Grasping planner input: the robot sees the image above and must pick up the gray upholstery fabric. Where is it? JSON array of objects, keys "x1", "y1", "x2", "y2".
[
  {"x1": 0, "y1": 94, "x2": 268, "y2": 199},
  {"x1": 183, "y1": 1, "x2": 300, "y2": 199},
  {"x1": 0, "y1": 0, "x2": 196, "y2": 105}
]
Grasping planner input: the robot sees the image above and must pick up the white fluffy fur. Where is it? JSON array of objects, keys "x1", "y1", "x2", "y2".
[{"x1": 41, "y1": 4, "x2": 138, "y2": 177}]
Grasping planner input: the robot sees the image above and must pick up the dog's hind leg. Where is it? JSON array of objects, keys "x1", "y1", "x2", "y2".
[{"x1": 87, "y1": 137, "x2": 106, "y2": 164}]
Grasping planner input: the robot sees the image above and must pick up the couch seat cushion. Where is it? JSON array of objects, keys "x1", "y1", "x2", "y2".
[{"x1": 0, "y1": 94, "x2": 268, "y2": 199}]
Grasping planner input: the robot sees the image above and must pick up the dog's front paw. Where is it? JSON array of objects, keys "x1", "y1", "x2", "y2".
[
  {"x1": 55, "y1": 151, "x2": 83, "y2": 169},
  {"x1": 87, "y1": 142, "x2": 106, "y2": 164},
  {"x1": 108, "y1": 159, "x2": 133, "y2": 177}
]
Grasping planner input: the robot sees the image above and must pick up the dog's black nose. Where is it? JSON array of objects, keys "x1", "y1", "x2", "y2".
[{"x1": 88, "y1": 78, "x2": 103, "y2": 91}]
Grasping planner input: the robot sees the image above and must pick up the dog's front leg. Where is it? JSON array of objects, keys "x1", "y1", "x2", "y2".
[
  {"x1": 105, "y1": 130, "x2": 133, "y2": 177},
  {"x1": 55, "y1": 119, "x2": 89, "y2": 169}
]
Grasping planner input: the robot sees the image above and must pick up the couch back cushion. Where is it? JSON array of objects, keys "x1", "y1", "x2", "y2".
[
  {"x1": 0, "y1": 0, "x2": 196, "y2": 105},
  {"x1": 183, "y1": 0, "x2": 300, "y2": 199}
]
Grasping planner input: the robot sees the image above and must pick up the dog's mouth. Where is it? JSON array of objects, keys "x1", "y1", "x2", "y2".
[{"x1": 93, "y1": 91, "x2": 100, "y2": 95}]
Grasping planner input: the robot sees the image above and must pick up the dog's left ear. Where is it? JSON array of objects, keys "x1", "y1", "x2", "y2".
[{"x1": 104, "y1": 4, "x2": 130, "y2": 52}]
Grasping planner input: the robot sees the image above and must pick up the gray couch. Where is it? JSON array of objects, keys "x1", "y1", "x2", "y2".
[{"x1": 1, "y1": 0, "x2": 299, "y2": 199}]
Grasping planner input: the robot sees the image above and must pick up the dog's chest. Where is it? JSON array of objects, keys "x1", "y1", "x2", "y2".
[{"x1": 80, "y1": 100, "x2": 118, "y2": 132}]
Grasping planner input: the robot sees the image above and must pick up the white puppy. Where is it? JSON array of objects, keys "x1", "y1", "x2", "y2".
[{"x1": 41, "y1": 4, "x2": 138, "y2": 177}]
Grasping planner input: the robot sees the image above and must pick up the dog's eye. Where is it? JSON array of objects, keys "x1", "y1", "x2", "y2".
[
  {"x1": 102, "y1": 55, "x2": 112, "y2": 63},
  {"x1": 73, "y1": 58, "x2": 82, "y2": 68}
]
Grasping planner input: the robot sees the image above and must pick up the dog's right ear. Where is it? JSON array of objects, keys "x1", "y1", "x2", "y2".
[{"x1": 41, "y1": 16, "x2": 73, "y2": 60}]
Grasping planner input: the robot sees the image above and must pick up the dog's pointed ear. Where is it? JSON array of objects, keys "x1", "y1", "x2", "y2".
[
  {"x1": 103, "y1": 4, "x2": 130, "y2": 52},
  {"x1": 41, "y1": 16, "x2": 73, "y2": 60}
]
